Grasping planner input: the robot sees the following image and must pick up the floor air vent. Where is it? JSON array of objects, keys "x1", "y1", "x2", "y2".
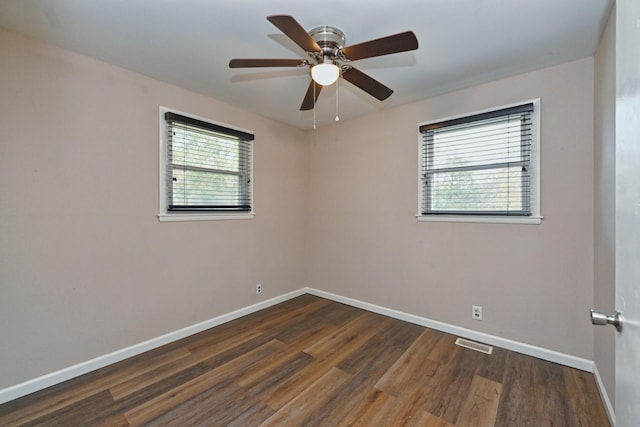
[{"x1": 455, "y1": 338, "x2": 493, "y2": 355}]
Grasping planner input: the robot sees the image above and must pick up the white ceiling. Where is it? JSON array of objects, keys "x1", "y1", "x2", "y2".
[{"x1": 0, "y1": 0, "x2": 613, "y2": 130}]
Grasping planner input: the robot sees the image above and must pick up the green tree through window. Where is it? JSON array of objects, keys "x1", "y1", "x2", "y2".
[{"x1": 165, "y1": 112, "x2": 253, "y2": 212}]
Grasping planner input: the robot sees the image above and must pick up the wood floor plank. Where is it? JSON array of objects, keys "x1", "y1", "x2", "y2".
[
  {"x1": 18, "y1": 390, "x2": 118, "y2": 426},
  {"x1": 337, "y1": 388, "x2": 398, "y2": 427},
  {"x1": 303, "y1": 311, "x2": 386, "y2": 358},
  {"x1": 299, "y1": 318, "x2": 427, "y2": 425},
  {"x1": 336, "y1": 317, "x2": 425, "y2": 376},
  {"x1": 258, "y1": 367, "x2": 352, "y2": 426},
  {"x1": 176, "y1": 295, "x2": 327, "y2": 355},
  {"x1": 0, "y1": 347, "x2": 192, "y2": 426},
  {"x1": 474, "y1": 345, "x2": 508, "y2": 383},
  {"x1": 532, "y1": 359, "x2": 572, "y2": 426},
  {"x1": 96, "y1": 413, "x2": 131, "y2": 427},
  {"x1": 36, "y1": 362, "x2": 214, "y2": 427},
  {"x1": 494, "y1": 351, "x2": 543, "y2": 427},
  {"x1": 252, "y1": 298, "x2": 332, "y2": 334},
  {"x1": 241, "y1": 351, "x2": 316, "y2": 400},
  {"x1": 272, "y1": 310, "x2": 340, "y2": 346},
  {"x1": 376, "y1": 392, "x2": 432, "y2": 426},
  {"x1": 496, "y1": 353, "x2": 556, "y2": 427},
  {"x1": 422, "y1": 344, "x2": 488, "y2": 424},
  {"x1": 143, "y1": 378, "x2": 238, "y2": 426},
  {"x1": 456, "y1": 375, "x2": 502, "y2": 427},
  {"x1": 426, "y1": 333, "x2": 459, "y2": 364},
  {"x1": 109, "y1": 327, "x2": 262, "y2": 400},
  {"x1": 262, "y1": 312, "x2": 387, "y2": 411},
  {"x1": 332, "y1": 323, "x2": 440, "y2": 425},
  {"x1": 563, "y1": 366, "x2": 610, "y2": 426},
  {"x1": 300, "y1": 300, "x2": 366, "y2": 329},
  {"x1": 145, "y1": 377, "x2": 275, "y2": 427},
  {"x1": 407, "y1": 410, "x2": 455, "y2": 427},
  {"x1": 182, "y1": 322, "x2": 264, "y2": 355},
  {"x1": 233, "y1": 322, "x2": 338, "y2": 387},
  {"x1": 124, "y1": 339, "x2": 285, "y2": 425},
  {"x1": 375, "y1": 328, "x2": 443, "y2": 396}
]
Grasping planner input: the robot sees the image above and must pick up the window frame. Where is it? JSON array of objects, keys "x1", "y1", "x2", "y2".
[
  {"x1": 417, "y1": 99, "x2": 543, "y2": 225},
  {"x1": 158, "y1": 107, "x2": 255, "y2": 222}
]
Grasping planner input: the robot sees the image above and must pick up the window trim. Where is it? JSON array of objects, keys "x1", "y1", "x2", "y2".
[
  {"x1": 158, "y1": 106, "x2": 255, "y2": 222},
  {"x1": 417, "y1": 99, "x2": 543, "y2": 225}
]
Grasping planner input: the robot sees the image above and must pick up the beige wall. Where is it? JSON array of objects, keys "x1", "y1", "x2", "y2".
[
  {"x1": 0, "y1": 28, "x2": 307, "y2": 388},
  {"x1": 594, "y1": 5, "x2": 616, "y2": 407},
  {"x1": 306, "y1": 57, "x2": 595, "y2": 359}
]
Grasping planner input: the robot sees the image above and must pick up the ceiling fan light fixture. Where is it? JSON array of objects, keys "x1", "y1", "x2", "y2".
[
  {"x1": 229, "y1": 15, "x2": 419, "y2": 110},
  {"x1": 311, "y1": 60, "x2": 340, "y2": 86}
]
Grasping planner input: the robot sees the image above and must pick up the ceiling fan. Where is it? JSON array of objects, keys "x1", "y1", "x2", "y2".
[{"x1": 229, "y1": 15, "x2": 419, "y2": 111}]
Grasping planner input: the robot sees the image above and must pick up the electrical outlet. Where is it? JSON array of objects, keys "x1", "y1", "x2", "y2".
[
  {"x1": 472, "y1": 305, "x2": 483, "y2": 321},
  {"x1": 256, "y1": 283, "x2": 262, "y2": 294}
]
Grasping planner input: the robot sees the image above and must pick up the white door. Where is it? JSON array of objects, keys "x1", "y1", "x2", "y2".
[{"x1": 615, "y1": 0, "x2": 640, "y2": 425}]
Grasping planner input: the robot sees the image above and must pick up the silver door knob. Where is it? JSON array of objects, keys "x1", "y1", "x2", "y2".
[{"x1": 590, "y1": 309, "x2": 623, "y2": 332}]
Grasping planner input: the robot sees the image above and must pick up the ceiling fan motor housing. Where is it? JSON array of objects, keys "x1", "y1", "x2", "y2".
[{"x1": 309, "y1": 25, "x2": 346, "y2": 59}]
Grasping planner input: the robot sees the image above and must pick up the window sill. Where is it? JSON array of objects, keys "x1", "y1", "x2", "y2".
[
  {"x1": 158, "y1": 212, "x2": 255, "y2": 222},
  {"x1": 416, "y1": 215, "x2": 543, "y2": 225}
]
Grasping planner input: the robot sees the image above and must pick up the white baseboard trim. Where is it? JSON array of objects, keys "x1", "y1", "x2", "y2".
[
  {"x1": 0, "y1": 288, "x2": 307, "y2": 405},
  {"x1": 304, "y1": 287, "x2": 595, "y2": 372},
  {"x1": 593, "y1": 363, "x2": 616, "y2": 426}
]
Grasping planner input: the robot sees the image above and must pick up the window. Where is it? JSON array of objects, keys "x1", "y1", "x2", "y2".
[
  {"x1": 159, "y1": 109, "x2": 254, "y2": 221},
  {"x1": 419, "y1": 101, "x2": 541, "y2": 223}
]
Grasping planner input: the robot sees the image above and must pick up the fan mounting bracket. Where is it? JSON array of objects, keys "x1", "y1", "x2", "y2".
[{"x1": 340, "y1": 64, "x2": 353, "y2": 73}]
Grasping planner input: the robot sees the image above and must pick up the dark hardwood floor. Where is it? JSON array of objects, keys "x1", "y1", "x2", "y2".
[{"x1": 0, "y1": 295, "x2": 610, "y2": 426}]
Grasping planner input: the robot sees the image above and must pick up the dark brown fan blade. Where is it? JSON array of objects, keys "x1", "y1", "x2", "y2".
[
  {"x1": 341, "y1": 67, "x2": 393, "y2": 101},
  {"x1": 340, "y1": 31, "x2": 418, "y2": 61},
  {"x1": 229, "y1": 58, "x2": 307, "y2": 68},
  {"x1": 267, "y1": 15, "x2": 322, "y2": 53},
  {"x1": 300, "y1": 80, "x2": 323, "y2": 110}
]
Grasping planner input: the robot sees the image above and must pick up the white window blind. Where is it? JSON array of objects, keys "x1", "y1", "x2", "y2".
[
  {"x1": 165, "y1": 112, "x2": 253, "y2": 213},
  {"x1": 420, "y1": 103, "x2": 533, "y2": 216}
]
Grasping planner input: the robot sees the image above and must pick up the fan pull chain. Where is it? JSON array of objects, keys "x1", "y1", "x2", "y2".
[
  {"x1": 313, "y1": 80, "x2": 317, "y2": 129},
  {"x1": 335, "y1": 77, "x2": 340, "y2": 122}
]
